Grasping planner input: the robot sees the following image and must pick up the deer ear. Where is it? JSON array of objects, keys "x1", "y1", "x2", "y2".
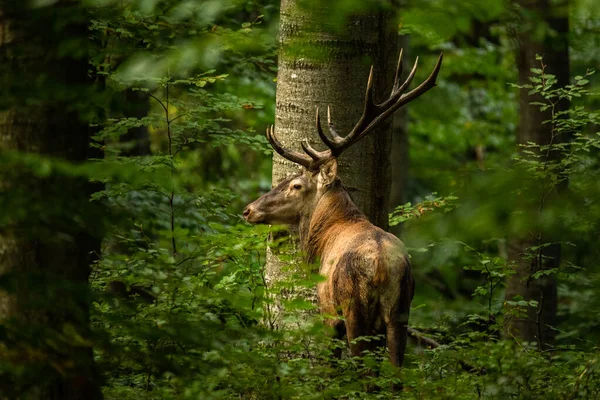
[{"x1": 318, "y1": 158, "x2": 338, "y2": 187}]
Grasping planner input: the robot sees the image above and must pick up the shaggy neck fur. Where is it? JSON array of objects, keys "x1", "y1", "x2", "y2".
[{"x1": 299, "y1": 180, "x2": 367, "y2": 263}]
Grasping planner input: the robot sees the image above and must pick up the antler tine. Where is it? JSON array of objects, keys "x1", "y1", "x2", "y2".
[
  {"x1": 364, "y1": 66, "x2": 376, "y2": 108},
  {"x1": 301, "y1": 139, "x2": 331, "y2": 161},
  {"x1": 315, "y1": 107, "x2": 336, "y2": 148},
  {"x1": 328, "y1": 51, "x2": 443, "y2": 155},
  {"x1": 381, "y1": 55, "x2": 419, "y2": 110},
  {"x1": 265, "y1": 125, "x2": 315, "y2": 170},
  {"x1": 389, "y1": 53, "x2": 442, "y2": 114},
  {"x1": 359, "y1": 53, "x2": 443, "y2": 139},
  {"x1": 326, "y1": 106, "x2": 342, "y2": 142},
  {"x1": 392, "y1": 48, "x2": 404, "y2": 92}
]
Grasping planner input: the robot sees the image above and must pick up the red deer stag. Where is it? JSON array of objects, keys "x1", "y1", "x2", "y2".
[{"x1": 244, "y1": 50, "x2": 442, "y2": 368}]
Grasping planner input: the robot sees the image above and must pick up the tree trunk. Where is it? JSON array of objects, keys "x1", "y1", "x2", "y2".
[
  {"x1": 119, "y1": 89, "x2": 151, "y2": 156},
  {"x1": 389, "y1": 35, "x2": 410, "y2": 237},
  {"x1": 504, "y1": 0, "x2": 569, "y2": 348},
  {"x1": 0, "y1": 2, "x2": 103, "y2": 398},
  {"x1": 265, "y1": 0, "x2": 398, "y2": 327}
]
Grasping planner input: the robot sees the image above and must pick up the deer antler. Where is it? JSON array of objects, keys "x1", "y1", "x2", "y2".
[
  {"x1": 265, "y1": 125, "x2": 316, "y2": 170},
  {"x1": 267, "y1": 50, "x2": 443, "y2": 170}
]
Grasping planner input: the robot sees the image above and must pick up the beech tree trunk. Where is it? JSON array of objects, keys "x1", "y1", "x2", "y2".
[
  {"x1": 0, "y1": 2, "x2": 103, "y2": 398},
  {"x1": 265, "y1": 0, "x2": 398, "y2": 327},
  {"x1": 389, "y1": 35, "x2": 410, "y2": 237},
  {"x1": 504, "y1": 0, "x2": 569, "y2": 348}
]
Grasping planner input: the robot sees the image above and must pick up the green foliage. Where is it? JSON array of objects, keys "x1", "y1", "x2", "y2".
[
  {"x1": 2, "y1": 0, "x2": 600, "y2": 399},
  {"x1": 399, "y1": 51, "x2": 600, "y2": 399},
  {"x1": 389, "y1": 193, "x2": 458, "y2": 226}
]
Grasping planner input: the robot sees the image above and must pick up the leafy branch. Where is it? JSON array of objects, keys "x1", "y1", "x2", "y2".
[{"x1": 389, "y1": 193, "x2": 458, "y2": 226}]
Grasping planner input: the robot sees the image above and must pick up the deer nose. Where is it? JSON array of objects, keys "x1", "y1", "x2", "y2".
[{"x1": 243, "y1": 205, "x2": 253, "y2": 220}]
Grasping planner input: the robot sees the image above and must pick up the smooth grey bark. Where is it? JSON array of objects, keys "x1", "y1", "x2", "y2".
[
  {"x1": 265, "y1": 0, "x2": 398, "y2": 327},
  {"x1": 504, "y1": 0, "x2": 569, "y2": 348},
  {"x1": 0, "y1": 2, "x2": 103, "y2": 398}
]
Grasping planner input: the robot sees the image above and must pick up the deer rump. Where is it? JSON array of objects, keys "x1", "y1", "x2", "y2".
[
  {"x1": 312, "y1": 210, "x2": 414, "y2": 366},
  {"x1": 320, "y1": 230, "x2": 413, "y2": 330}
]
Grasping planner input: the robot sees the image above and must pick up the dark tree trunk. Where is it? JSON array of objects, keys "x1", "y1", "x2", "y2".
[
  {"x1": 118, "y1": 89, "x2": 151, "y2": 156},
  {"x1": 0, "y1": 2, "x2": 103, "y2": 398},
  {"x1": 389, "y1": 35, "x2": 409, "y2": 238},
  {"x1": 504, "y1": 0, "x2": 570, "y2": 348}
]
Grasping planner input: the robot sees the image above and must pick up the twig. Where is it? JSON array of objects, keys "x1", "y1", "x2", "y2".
[
  {"x1": 407, "y1": 328, "x2": 486, "y2": 375},
  {"x1": 407, "y1": 327, "x2": 441, "y2": 348},
  {"x1": 147, "y1": 85, "x2": 177, "y2": 257},
  {"x1": 148, "y1": 93, "x2": 168, "y2": 113},
  {"x1": 173, "y1": 129, "x2": 200, "y2": 158},
  {"x1": 170, "y1": 113, "x2": 187, "y2": 123}
]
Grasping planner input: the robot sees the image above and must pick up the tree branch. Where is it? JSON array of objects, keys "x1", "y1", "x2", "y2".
[{"x1": 407, "y1": 328, "x2": 486, "y2": 375}]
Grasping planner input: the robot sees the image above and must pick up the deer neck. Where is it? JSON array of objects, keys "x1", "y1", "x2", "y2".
[{"x1": 299, "y1": 181, "x2": 366, "y2": 263}]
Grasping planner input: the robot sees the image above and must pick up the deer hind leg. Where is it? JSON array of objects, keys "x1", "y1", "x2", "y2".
[
  {"x1": 343, "y1": 303, "x2": 382, "y2": 393},
  {"x1": 386, "y1": 317, "x2": 409, "y2": 368},
  {"x1": 382, "y1": 293, "x2": 410, "y2": 367},
  {"x1": 384, "y1": 263, "x2": 414, "y2": 369},
  {"x1": 343, "y1": 302, "x2": 374, "y2": 359},
  {"x1": 324, "y1": 317, "x2": 346, "y2": 359},
  {"x1": 382, "y1": 308, "x2": 410, "y2": 393}
]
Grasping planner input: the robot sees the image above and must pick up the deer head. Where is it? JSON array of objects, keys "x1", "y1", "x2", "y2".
[{"x1": 243, "y1": 50, "x2": 443, "y2": 225}]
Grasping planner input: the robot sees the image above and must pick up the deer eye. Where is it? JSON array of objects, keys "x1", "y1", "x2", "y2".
[{"x1": 292, "y1": 184, "x2": 302, "y2": 190}]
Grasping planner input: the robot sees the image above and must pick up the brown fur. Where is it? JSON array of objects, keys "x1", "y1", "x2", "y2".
[
  {"x1": 299, "y1": 180, "x2": 414, "y2": 367},
  {"x1": 300, "y1": 181, "x2": 366, "y2": 263}
]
